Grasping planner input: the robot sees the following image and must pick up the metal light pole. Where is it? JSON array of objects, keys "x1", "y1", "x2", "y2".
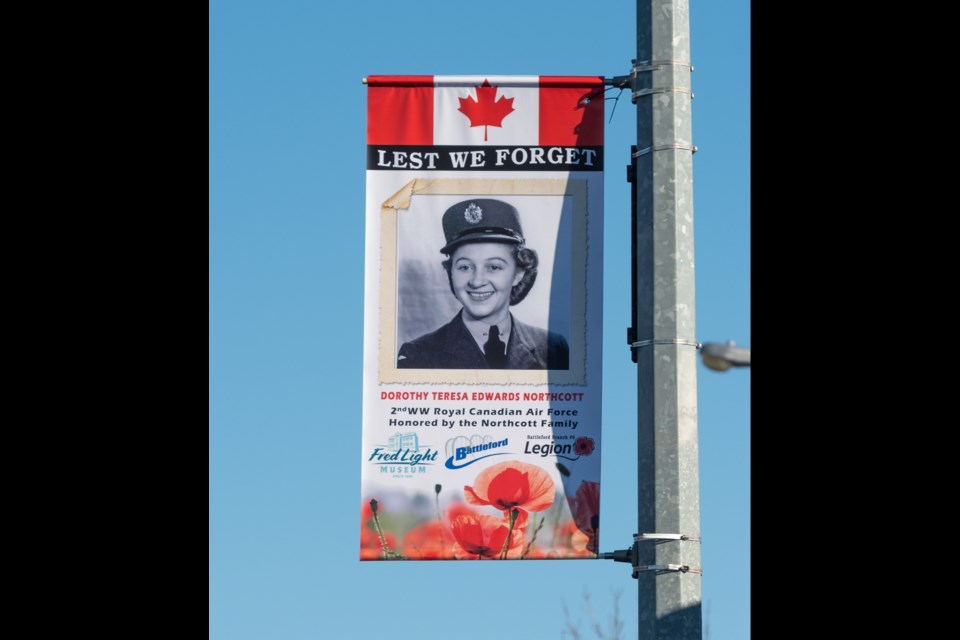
[{"x1": 633, "y1": 0, "x2": 701, "y2": 637}]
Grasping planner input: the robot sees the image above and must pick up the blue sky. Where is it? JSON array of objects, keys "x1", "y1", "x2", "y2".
[{"x1": 210, "y1": 1, "x2": 749, "y2": 638}]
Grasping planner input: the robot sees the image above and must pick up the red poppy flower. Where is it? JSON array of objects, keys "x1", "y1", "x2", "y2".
[
  {"x1": 572, "y1": 480, "x2": 600, "y2": 553},
  {"x1": 450, "y1": 514, "x2": 525, "y2": 559},
  {"x1": 402, "y1": 520, "x2": 454, "y2": 560},
  {"x1": 573, "y1": 437, "x2": 595, "y2": 456},
  {"x1": 464, "y1": 460, "x2": 555, "y2": 514}
]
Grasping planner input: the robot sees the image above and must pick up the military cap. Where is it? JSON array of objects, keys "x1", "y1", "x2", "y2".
[{"x1": 440, "y1": 198, "x2": 525, "y2": 255}]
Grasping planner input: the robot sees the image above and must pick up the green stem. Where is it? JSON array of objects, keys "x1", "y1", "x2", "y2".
[
  {"x1": 435, "y1": 488, "x2": 444, "y2": 552},
  {"x1": 370, "y1": 501, "x2": 390, "y2": 561},
  {"x1": 521, "y1": 516, "x2": 545, "y2": 559},
  {"x1": 499, "y1": 508, "x2": 520, "y2": 559}
]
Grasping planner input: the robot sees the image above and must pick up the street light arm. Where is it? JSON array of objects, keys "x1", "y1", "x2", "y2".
[{"x1": 700, "y1": 341, "x2": 750, "y2": 371}]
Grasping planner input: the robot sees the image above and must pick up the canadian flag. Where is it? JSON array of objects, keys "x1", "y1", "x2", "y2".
[{"x1": 367, "y1": 75, "x2": 604, "y2": 147}]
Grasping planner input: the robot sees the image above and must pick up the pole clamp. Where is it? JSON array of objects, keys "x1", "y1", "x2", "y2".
[
  {"x1": 630, "y1": 59, "x2": 694, "y2": 102},
  {"x1": 632, "y1": 86, "x2": 694, "y2": 100},
  {"x1": 635, "y1": 533, "x2": 701, "y2": 543},
  {"x1": 632, "y1": 59, "x2": 694, "y2": 73},
  {"x1": 632, "y1": 144, "x2": 698, "y2": 157},
  {"x1": 630, "y1": 338, "x2": 701, "y2": 350},
  {"x1": 634, "y1": 564, "x2": 703, "y2": 576},
  {"x1": 630, "y1": 533, "x2": 702, "y2": 577},
  {"x1": 600, "y1": 533, "x2": 702, "y2": 578}
]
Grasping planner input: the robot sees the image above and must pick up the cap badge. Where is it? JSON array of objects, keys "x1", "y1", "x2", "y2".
[{"x1": 464, "y1": 203, "x2": 482, "y2": 224}]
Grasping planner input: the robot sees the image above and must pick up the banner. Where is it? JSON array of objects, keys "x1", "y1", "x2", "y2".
[{"x1": 360, "y1": 75, "x2": 604, "y2": 560}]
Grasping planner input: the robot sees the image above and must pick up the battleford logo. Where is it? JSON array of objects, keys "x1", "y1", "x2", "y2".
[
  {"x1": 444, "y1": 436, "x2": 510, "y2": 469},
  {"x1": 369, "y1": 432, "x2": 438, "y2": 474}
]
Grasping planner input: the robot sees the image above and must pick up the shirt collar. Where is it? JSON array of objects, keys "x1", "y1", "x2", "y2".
[{"x1": 461, "y1": 313, "x2": 512, "y2": 352}]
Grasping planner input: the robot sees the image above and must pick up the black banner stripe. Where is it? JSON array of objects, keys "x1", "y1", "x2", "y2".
[{"x1": 367, "y1": 145, "x2": 603, "y2": 171}]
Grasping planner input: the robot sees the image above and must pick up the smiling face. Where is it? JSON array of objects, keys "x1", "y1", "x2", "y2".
[{"x1": 450, "y1": 242, "x2": 524, "y2": 324}]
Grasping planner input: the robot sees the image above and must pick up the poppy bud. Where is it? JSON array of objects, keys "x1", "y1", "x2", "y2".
[
  {"x1": 369, "y1": 498, "x2": 378, "y2": 514},
  {"x1": 435, "y1": 484, "x2": 442, "y2": 495}
]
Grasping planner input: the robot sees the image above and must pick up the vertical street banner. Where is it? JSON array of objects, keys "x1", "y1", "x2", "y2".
[{"x1": 361, "y1": 75, "x2": 604, "y2": 560}]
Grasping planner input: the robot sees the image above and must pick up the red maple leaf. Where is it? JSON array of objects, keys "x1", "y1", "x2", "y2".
[{"x1": 458, "y1": 79, "x2": 515, "y2": 141}]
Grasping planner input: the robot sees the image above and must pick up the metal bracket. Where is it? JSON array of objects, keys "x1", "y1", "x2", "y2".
[
  {"x1": 632, "y1": 144, "x2": 698, "y2": 157},
  {"x1": 632, "y1": 532, "x2": 702, "y2": 577},
  {"x1": 632, "y1": 59, "x2": 694, "y2": 73},
  {"x1": 634, "y1": 564, "x2": 703, "y2": 575},
  {"x1": 604, "y1": 74, "x2": 633, "y2": 88},
  {"x1": 632, "y1": 86, "x2": 694, "y2": 100},
  {"x1": 630, "y1": 338, "x2": 701, "y2": 350},
  {"x1": 601, "y1": 533, "x2": 701, "y2": 579},
  {"x1": 635, "y1": 533, "x2": 701, "y2": 543},
  {"x1": 599, "y1": 536, "x2": 639, "y2": 577},
  {"x1": 630, "y1": 60, "x2": 694, "y2": 102},
  {"x1": 607, "y1": 60, "x2": 694, "y2": 88}
]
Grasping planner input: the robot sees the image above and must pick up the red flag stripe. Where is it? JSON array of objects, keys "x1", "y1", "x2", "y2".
[
  {"x1": 538, "y1": 76, "x2": 604, "y2": 146},
  {"x1": 367, "y1": 75, "x2": 434, "y2": 145}
]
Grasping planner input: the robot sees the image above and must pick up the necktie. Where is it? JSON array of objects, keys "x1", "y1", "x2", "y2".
[{"x1": 484, "y1": 325, "x2": 506, "y2": 368}]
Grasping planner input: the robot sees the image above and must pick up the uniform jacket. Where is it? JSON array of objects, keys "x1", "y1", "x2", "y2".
[{"x1": 397, "y1": 310, "x2": 569, "y2": 370}]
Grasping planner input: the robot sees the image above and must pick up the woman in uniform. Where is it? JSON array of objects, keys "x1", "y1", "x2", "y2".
[{"x1": 396, "y1": 198, "x2": 569, "y2": 370}]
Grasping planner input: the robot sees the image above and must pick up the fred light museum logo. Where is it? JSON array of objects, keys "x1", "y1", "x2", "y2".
[{"x1": 368, "y1": 432, "x2": 439, "y2": 477}]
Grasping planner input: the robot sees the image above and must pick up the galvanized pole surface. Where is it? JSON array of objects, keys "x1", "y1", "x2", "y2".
[{"x1": 634, "y1": 0, "x2": 701, "y2": 638}]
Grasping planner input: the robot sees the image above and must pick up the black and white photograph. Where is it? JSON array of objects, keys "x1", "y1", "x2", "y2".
[
  {"x1": 377, "y1": 180, "x2": 589, "y2": 384},
  {"x1": 396, "y1": 195, "x2": 571, "y2": 371}
]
